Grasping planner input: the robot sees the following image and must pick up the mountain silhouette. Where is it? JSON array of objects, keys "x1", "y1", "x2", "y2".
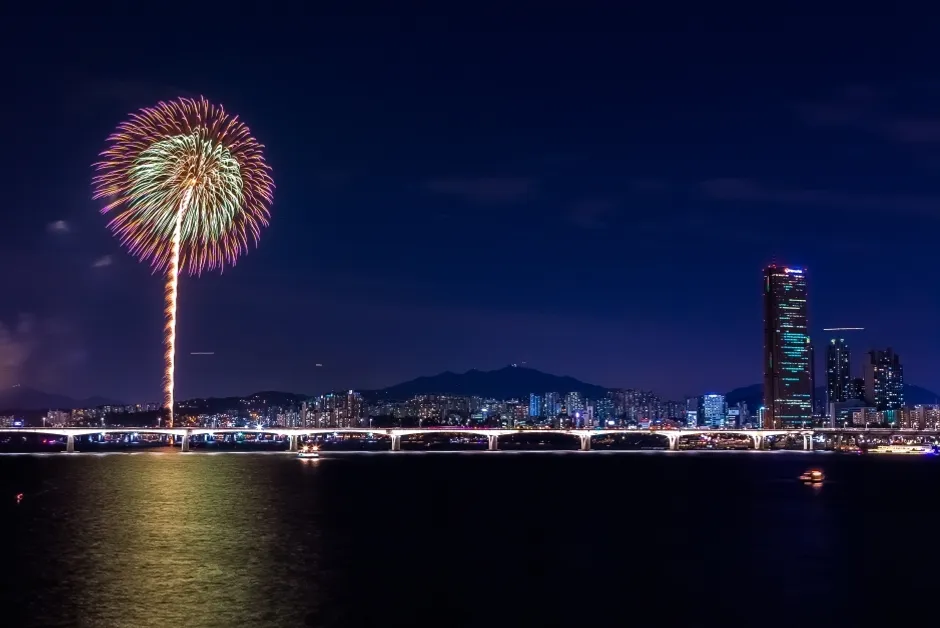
[
  {"x1": 724, "y1": 383, "x2": 940, "y2": 410},
  {"x1": 367, "y1": 365, "x2": 610, "y2": 400},
  {"x1": 0, "y1": 386, "x2": 123, "y2": 411}
]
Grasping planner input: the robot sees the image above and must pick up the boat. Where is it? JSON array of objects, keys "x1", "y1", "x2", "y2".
[
  {"x1": 297, "y1": 444, "x2": 320, "y2": 458},
  {"x1": 867, "y1": 444, "x2": 937, "y2": 455},
  {"x1": 799, "y1": 469, "x2": 825, "y2": 483}
]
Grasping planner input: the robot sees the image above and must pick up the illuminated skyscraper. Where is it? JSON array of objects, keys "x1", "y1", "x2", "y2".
[
  {"x1": 565, "y1": 392, "x2": 584, "y2": 416},
  {"x1": 809, "y1": 341, "x2": 817, "y2": 414},
  {"x1": 849, "y1": 377, "x2": 865, "y2": 401},
  {"x1": 685, "y1": 397, "x2": 700, "y2": 427},
  {"x1": 826, "y1": 338, "x2": 851, "y2": 408},
  {"x1": 702, "y1": 394, "x2": 726, "y2": 428},
  {"x1": 529, "y1": 393, "x2": 542, "y2": 417},
  {"x1": 543, "y1": 393, "x2": 559, "y2": 418},
  {"x1": 762, "y1": 265, "x2": 813, "y2": 428},
  {"x1": 863, "y1": 348, "x2": 904, "y2": 410}
]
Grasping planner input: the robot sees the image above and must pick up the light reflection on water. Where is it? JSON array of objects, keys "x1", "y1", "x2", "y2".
[
  {"x1": 2, "y1": 452, "x2": 940, "y2": 627},
  {"x1": 5, "y1": 454, "x2": 326, "y2": 627}
]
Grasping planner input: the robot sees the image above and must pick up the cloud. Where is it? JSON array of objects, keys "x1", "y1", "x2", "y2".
[
  {"x1": 568, "y1": 199, "x2": 617, "y2": 229},
  {"x1": 700, "y1": 178, "x2": 940, "y2": 216},
  {"x1": 47, "y1": 220, "x2": 70, "y2": 234},
  {"x1": 628, "y1": 178, "x2": 669, "y2": 193},
  {"x1": 0, "y1": 316, "x2": 35, "y2": 388},
  {"x1": 0, "y1": 315, "x2": 84, "y2": 390},
  {"x1": 699, "y1": 178, "x2": 762, "y2": 200},
  {"x1": 425, "y1": 177, "x2": 536, "y2": 205},
  {"x1": 795, "y1": 84, "x2": 940, "y2": 145},
  {"x1": 91, "y1": 255, "x2": 113, "y2": 268},
  {"x1": 64, "y1": 75, "x2": 197, "y2": 113},
  {"x1": 795, "y1": 84, "x2": 876, "y2": 124},
  {"x1": 634, "y1": 211, "x2": 762, "y2": 244},
  {"x1": 794, "y1": 84, "x2": 877, "y2": 127},
  {"x1": 884, "y1": 117, "x2": 940, "y2": 144}
]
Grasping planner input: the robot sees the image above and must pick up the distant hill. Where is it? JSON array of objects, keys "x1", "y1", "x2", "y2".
[
  {"x1": 724, "y1": 383, "x2": 940, "y2": 409},
  {"x1": 366, "y1": 365, "x2": 610, "y2": 401},
  {"x1": 0, "y1": 386, "x2": 123, "y2": 412},
  {"x1": 178, "y1": 391, "x2": 308, "y2": 413}
]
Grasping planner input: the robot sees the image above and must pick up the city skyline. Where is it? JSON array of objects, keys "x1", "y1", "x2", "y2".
[
  {"x1": 3, "y1": 12, "x2": 940, "y2": 402},
  {"x1": 4, "y1": 359, "x2": 938, "y2": 416}
]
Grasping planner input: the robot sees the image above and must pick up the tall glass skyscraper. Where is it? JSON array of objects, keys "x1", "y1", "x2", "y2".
[
  {"x1": 762, "y1": 265, "x2": 813, "y2": 428},
  {"x1": 826, "y1": 338, "x2": 851, "y2": 408},
  {"x1": 528, "y1": 393, "x2": 542, "y2": 417}
]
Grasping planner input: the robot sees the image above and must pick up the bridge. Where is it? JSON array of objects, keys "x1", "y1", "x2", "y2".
[{"x1": 0, "y1": 427, "x2": 822, "y2": 453}]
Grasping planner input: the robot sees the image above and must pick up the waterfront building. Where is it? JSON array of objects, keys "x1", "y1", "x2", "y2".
[
  {"x1": 762, "y1": 265, "x2": 813, "y2": 427},
  {"x1": 826, "y1": 338, "x2": 851, "y2": 410},
  {"x1": 863, "y1": 348, "x2": 903, "y2": 410}
]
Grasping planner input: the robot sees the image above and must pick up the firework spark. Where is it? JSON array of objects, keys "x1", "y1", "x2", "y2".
[{"x1": 93, "y1": 97, "x2": 273, "y2": 428}]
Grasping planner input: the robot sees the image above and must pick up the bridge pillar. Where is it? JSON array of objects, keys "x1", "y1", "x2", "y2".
[
  {"x1": 66, "y1": 434, "x2": 75, "y2": 453},
  {"x1": 668, "y1": 434, "x2": 679, "y2": 451},
  {"x1": 580, "y1": 434, "x2": 591, "y2": 451},
  {"x1": 180, "y1": 430, "x2": 191, "y2": 453},
  {"x1": 488, "y1": 435, "x2": 498, "y2": 451},
  {"x1": 390, "y1": 434, "x2": 401, "y2": 451},
  {"x1": 288, "y1": 435, "x2": 299, "y2": 452},
  {"x1": 752, "y1": 435, "x2": 762, "y2": 451}
]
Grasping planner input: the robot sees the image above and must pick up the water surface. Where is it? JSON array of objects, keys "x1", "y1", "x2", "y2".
[{"x1": 1, "y1": 451, "x2": 935, "y2": 627}]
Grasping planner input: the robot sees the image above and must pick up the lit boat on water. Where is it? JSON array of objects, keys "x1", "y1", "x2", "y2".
[
  {"x1": 799, "y1": 469, "x2": 825, "y2": 483},
  {"x1": 834, "y1": 445, "x2": 861, "y2": 454},
  {"x1": 867, "y1": 444, "x2": 937, "y2": 455},
  {"x1": 297, "y1": 444, "x2": 320, "y2": 458}
]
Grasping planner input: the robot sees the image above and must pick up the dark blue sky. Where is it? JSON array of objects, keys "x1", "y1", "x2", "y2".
[{"x1": 2, "y1": 9, "x2": 939, "y2": 402}]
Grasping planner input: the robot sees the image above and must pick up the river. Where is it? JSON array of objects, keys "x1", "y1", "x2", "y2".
[{"x1": 1, "y1": 451, "x2": 935, "y2": 627}]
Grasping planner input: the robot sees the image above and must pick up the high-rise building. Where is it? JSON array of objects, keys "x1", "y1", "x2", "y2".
[
  {"x1": 726, "y1": 407, "x2": 740, "y2": 428},
  {"x1": 762, "y1": 265, "x2": 813, "y2": 428},
  {"x1": 863, "y1": 348, "x2": 904, "y2": 410},
  {"x1": 849, "y1": 377, "x2": 865, "y2": 401},
  {"x1": 809, "y1": 341, "x2": 817, "y2": 415},
  {"x1": 528, "y1": 393, "x2": 542, "y2": 417},
  {"x1": 899, "y1": 406, "x2": 935, "y2": 430},
  {"x1": 702, "y1": 394, "x2": 726, "y2": 428},
  {"x1": 826, "y1": 338, "x2": 851, "y2": 409},
  {"x1": 347, "y1": 391, "x2": 363, "y2": 427},
  {"x1": 685, "y1": 397, "x2": 700, "y2": 428},
  {"x1": 543, "y1": 393, "x2": 559, "y2": 418},
  {"x1": 565, "y1": 392, "x2": 584, "y2": 416},
  {"x1": 661, "y1": 400, "x2": 682, "y2": 421},
  {"x1": 594, "y1": 397, "x2": 614, "y2": 425}
]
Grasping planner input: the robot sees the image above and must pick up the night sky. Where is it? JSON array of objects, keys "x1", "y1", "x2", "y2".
[{"x1": 2, "y1": 10, "x2": 939, "y2": 403}]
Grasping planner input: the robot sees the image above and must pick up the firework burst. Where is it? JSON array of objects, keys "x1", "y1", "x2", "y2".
[{"x1": 93, "y1": 97, "x2": 274, "y2": 428}]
